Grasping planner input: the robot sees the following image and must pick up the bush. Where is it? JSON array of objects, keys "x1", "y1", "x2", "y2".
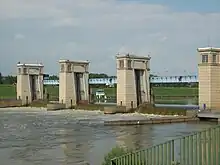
[
  {"x1": 102, "y1": 146, "x2": 129, "y2": 165},
  {"x1": 102, "y1": 146, "x2": 182, "y2": 165},
  {"x1": 137, "y1": 103, "x2": 187, "y2": 116}
]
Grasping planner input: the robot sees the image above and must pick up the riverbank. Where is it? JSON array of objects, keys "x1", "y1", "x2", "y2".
[
  {"x1": 0, "y1": 107, "x2": 47, "y2": 111},
  {"x1": 0, "y1": 101, "x2": 198, "y2": 118},
  {"x1": 0, "y1": 107, "x2": 199, "y2": 125}
]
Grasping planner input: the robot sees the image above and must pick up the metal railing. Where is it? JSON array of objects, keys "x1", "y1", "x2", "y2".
[
  {"x1": 43, "y1": 75, "x2": 198, "y2": 85},
  {"x1": 111, "y1": 125, "x2": 220, "y2": 165}
]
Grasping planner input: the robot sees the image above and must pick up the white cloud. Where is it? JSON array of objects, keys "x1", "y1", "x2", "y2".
[
  {"x1": 159, "y1": 36, "x2": 168, "y2": 42},
  {"x1": 0, "y1": 0, "x2": 220, "y2": 76},
  {"x1": 51, "y1": 17, "x2": 80, "y2": 27}
]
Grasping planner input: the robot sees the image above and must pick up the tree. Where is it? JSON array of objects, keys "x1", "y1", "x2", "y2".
[
  {"x1": 3, "y1": 75, "x2": 16, "y2": 84},
  {"x1": 89, "y1": 73, "x2": 109, "y2": 78},
  {"x1": 49, "y1": 75, "x2": 59, "y2": 80},
  {"x1": 0, "y1": 72, "x2": 2, "y2": 84},
  {"x1": 150, "y1": 74, "x2": 158, "y2": 77}
]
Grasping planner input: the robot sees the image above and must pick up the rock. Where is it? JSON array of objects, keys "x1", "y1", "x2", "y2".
[
  {"x1": 47, "y1": 103, "x2": 65, "y2": 111},
  {"x1": 104, "y1": 106, "x2": 117, "y2": 114}
]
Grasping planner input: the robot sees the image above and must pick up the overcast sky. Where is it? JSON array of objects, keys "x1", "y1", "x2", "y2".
[{"x1": 0, "y1": 0, "x2": 220, "y2": 76}]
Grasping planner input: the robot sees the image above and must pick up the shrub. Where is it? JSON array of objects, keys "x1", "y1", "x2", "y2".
[
  {"x1": 102, "y1": 146, "x2": 182, "y2": 165},
  {"x1": 137, "y1": 103, "x2": 187, "y2": 116},
  {"x1": 102, "y1": 146, "x2": 129, "y2": 165}
]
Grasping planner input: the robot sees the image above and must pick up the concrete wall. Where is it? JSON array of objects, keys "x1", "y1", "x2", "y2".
[
  {"x1": 17, "y1": 74, "x2": 30, "y2": 104},
  {"x1": 47, "y1": 103, "x2": 65, "y2": 111},
  {"x1": 59, "y1": 72, "x2": 75, "y2": 107},
  {"x1": 0, "y1": 99, "x2": 22, "y2": 108},
  {"x1": 117, "y1": 69, "x2": 137, "y2": 108},
  {"x1": 116, "y1": 54, "x2": 151, "y2": 111}
]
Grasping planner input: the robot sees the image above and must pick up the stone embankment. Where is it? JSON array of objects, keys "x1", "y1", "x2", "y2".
[
  {"x1": 104, "y1": 116, "x2": 199, "y2": 126},
  {"x1": 0, "y1": 99, "x2": 22, "y2": 108},
  {"x1": 47, "y1": 102, "x2": 65, "y2": 111}
]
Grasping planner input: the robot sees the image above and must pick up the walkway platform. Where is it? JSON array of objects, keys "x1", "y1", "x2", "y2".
[{"x1": 197, "y1": 111, "x2": 220, "y2": 122}]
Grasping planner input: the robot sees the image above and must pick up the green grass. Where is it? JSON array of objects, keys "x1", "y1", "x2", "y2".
[
  {"x1": 0, "y1": 84, "x2": 16, "y2": 99},
  {"x1": 153, "y1": 87, "x2": 198, "y2": 96},
  {"x1": 92, "y1": 87, "x2": 198, "y2": 97},
  {"x1": 155, "y1": 98, "x2": 198, "y2": 105},
  {"x1": 44, "y1": 85, "x2": 59, "y2": 100}
]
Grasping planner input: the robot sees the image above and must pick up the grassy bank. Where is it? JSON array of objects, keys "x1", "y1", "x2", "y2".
[
  {"x1": 0, "y1": 84, "x2": 17, "y2": 99},
  {"x1": 0, "y1": 84, "x2": 198, "y2": 104}
]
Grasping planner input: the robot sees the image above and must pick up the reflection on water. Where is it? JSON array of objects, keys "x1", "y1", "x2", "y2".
[{"x1": 0, "y1": 108, "x2": 216, "y2": 165}]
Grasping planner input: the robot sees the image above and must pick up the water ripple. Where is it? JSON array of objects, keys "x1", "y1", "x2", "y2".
[{"x1": 0, "y1": 108, "x2": 216, "y2": 165}]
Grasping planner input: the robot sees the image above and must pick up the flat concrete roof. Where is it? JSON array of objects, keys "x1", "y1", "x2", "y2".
[
  {"x1": 116, "y1": 53, "x2": 151, "y2": 60},
  {"x1": 197, "y1": 47, "x2": 220, "y2": 52},
  {"x1": 59, "y1": 59, "x2": 89, "y2": 64},
  {"x1": 17, "y1": 63, "x2": 44, "y2": 67}
]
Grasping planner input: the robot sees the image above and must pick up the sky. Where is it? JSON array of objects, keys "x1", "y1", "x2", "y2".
[{"x1": 0, "y1": 0, "x2": 220, "y2": 76}]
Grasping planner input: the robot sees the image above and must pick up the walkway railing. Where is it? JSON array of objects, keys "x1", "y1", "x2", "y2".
[
  {"x1": 111, "y1": 124, "x2": 220, "y2": 165},
  {"x1": 43, "y1": 75, "x2": 198, "y2": 85}
]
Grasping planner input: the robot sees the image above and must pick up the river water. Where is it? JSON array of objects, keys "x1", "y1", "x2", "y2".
[{"x1": 0, "y1": 108, "x2": 216, "y2": 165}]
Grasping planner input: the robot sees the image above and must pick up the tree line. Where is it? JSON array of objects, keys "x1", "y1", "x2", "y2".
[
  {"x1": 0, "y1": 72, "x2": 157, "y2": 85},
  {"x1": 0, "y1": 73, "x2": 16, "y2": 84}
]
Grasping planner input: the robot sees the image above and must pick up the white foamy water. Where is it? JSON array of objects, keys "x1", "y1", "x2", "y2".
[{"x1": 0, "y1": 107, "x2": 177, "y2": 122}]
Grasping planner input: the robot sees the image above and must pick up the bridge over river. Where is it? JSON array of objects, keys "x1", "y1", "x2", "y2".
[
  {"x1": 43, "y1": 75, "x2": 198, "y2": 85},
  {"x1": 0, "y1": 107, "x2": 216, "y2": 165}
]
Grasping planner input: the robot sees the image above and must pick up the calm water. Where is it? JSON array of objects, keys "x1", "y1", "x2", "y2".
[{"x1": 0, "y1": 108, "x2": 216, "y2": 165}]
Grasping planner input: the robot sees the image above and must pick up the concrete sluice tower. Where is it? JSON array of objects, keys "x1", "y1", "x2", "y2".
[
  {"x1": 198, "y1": 47, "x2": 220, "y2": 110},
  {"x1": 16, "y1": 63, "x2": 44, "y2": 105},
  {"x1": 116, "y1": 54, "x2": 151, "y2": 111},
  {"x1": 59, "y1": 60, "x2": 89, "y2": 108}
]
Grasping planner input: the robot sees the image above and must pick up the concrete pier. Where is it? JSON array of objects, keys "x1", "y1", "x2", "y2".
[
  {"x1": 59, "y1": 60, "x2": 89, "y2": 108},
  {"x1": 17, "y1": 63, "x2": 44, "y2": 105},
  {"x1": 116, "y1": 54, "x2": 151, "y2": 111}
]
